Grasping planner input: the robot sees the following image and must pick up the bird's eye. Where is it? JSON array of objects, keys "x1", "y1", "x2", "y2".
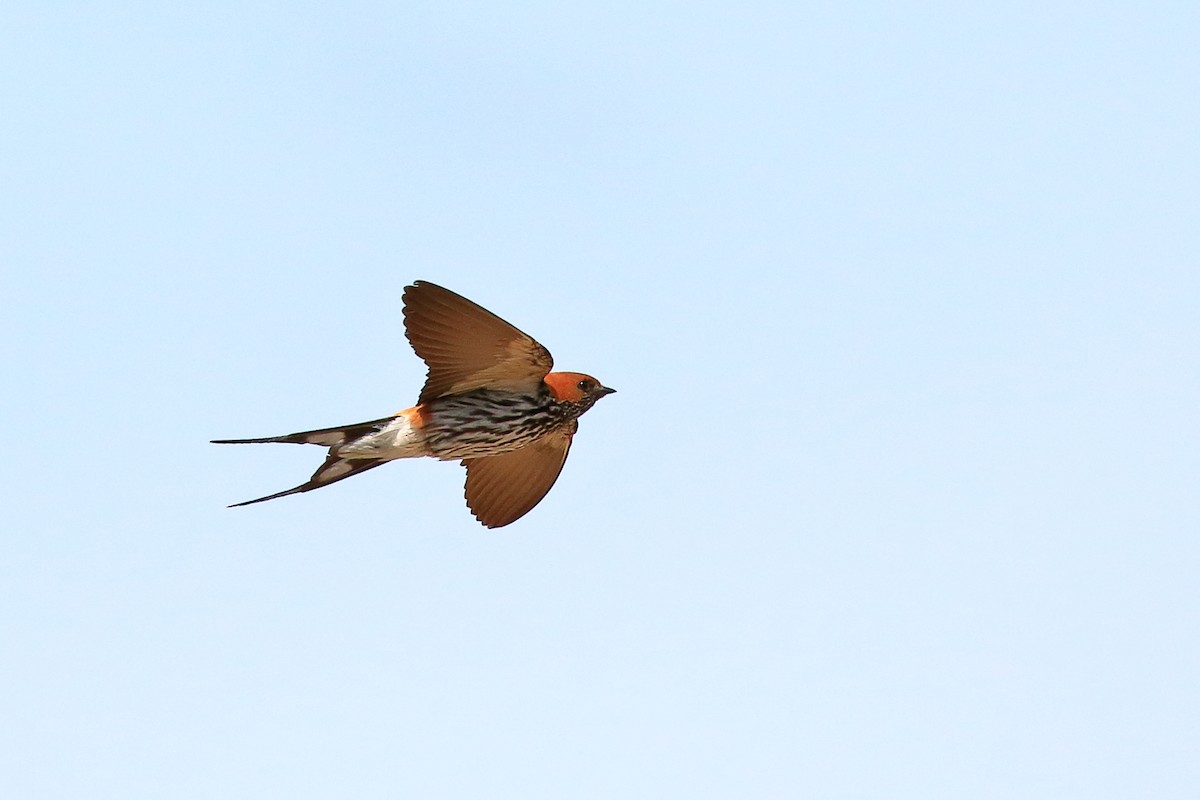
[{"x1": 577, "y1": 379, "x2": 593, "y2": 391}]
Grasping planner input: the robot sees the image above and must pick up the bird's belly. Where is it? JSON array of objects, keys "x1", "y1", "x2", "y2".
[{"x1": 423, "y1": 392, "x2": 560, "y2": 459}]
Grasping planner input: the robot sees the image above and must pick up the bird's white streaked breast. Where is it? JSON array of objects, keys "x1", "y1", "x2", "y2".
[{"x1": 424, "y1": 388, "x2": 563, "y2": 460}]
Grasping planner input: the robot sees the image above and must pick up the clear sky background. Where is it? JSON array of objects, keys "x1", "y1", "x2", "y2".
[{"x1": 2, "y1": 3, "x2": 1197, "y2": 797}]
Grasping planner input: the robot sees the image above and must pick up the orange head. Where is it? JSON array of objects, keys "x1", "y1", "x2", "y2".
[{"x1": 543, "y1": 371, "x2": 616, "y2": 405}]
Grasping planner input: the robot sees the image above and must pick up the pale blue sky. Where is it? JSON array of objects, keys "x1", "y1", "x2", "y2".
[{"x1": 2, "y1": 3, "x2": 1198, "y2": 798}]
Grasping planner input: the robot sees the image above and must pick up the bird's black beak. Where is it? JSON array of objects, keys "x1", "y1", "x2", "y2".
[{"x1": 598, "y1": 386, "x2": 616, "y2": 397}]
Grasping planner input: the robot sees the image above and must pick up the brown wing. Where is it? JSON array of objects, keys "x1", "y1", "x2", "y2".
[
  {"x1": 461, "y1": 426, "x2": 574, "y2": 528},
  {"x1": 403, "y1": 281, "x2": 554, "y2": 404}
]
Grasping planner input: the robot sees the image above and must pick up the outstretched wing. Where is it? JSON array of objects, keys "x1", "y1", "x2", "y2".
[
  {"x1": 403, "y1": 280, "x2": 553, "y2": 404},
  {"x1": 461, "y1": 426, "x2": 574, "y2": 528}
]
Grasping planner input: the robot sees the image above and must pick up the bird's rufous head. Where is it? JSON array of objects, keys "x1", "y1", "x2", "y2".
[{"x1": 543, "y1": 371, "x2": 616, "y2": 405}]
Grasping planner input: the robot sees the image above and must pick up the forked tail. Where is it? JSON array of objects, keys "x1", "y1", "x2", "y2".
[
  {"x1": 212, "y1": 416, "x2": 399, "y2": 506},
  {"x1": 211, "y1": 416, "x2": 397, "y2": 448},
  {"x1": 226, "y1": 454, "x2": 390, "y2": 507}
]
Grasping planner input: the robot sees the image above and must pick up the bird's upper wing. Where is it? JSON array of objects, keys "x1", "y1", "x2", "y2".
[
  {"x1": 403, "y1": 281, "x2": 554, "y2": 404},
  {"x1": 461, "y1": 424, "x2": 575, "y2": 528}
]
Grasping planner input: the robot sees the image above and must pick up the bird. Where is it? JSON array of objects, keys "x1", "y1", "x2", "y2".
[{"x1": 212, "y1": 280, "x2": 615, "y2": 528}]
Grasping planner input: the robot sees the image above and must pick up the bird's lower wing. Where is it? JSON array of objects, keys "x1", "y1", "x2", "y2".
[{"x1": 461, "y1": 428, "x2": 573, "y2": 528}]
